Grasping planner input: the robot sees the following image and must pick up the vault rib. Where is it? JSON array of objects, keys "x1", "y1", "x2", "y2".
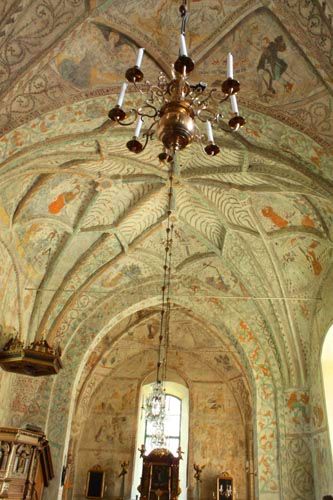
[
  {"x1": 247, "y1": 203, "x2": 306, "y2": 386},
  {"x1": 44, "y1": 218, "x2": 167, "y2": 345}
]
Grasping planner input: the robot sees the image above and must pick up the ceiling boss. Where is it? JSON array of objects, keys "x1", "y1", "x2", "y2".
[{"x1": 108, "y1": 0, "x2": 245, "y2": 160}]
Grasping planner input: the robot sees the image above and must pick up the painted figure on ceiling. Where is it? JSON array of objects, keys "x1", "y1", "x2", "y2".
[
  {"x1": 55, "y1": 23, "x2": 137, "y2": 89},
  {"x1": 257, "y1": 35, "x2": 293, "y2": 98}
]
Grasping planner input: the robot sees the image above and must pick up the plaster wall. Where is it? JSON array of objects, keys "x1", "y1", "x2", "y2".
[
  {"x1": 71, "y1": 376, "x2": 247, "y2": 500},
  {"x1": 188, "y1": 382, "x2": 247, "y2": 500},
  {"x1": 72, "y1": 376, "x2": 140, "y2": 499}
]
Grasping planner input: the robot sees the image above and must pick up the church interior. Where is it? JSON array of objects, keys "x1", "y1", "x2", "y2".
[{"x1": 0, "y1": 0, "x2": 333, "y2": 499}]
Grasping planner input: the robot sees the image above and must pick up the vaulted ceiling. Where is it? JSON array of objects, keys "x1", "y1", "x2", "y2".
[{"x1": 0, "y1": 0, "x2": 332, "y2": 390}]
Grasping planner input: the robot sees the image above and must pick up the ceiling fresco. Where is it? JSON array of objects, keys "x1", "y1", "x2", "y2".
[
  {"x1": 0, "y1": 2, "x2": 333, "y2": 498},
  {"x1": 1, "y1": 114, "x2": 332, "y2": 386},
  {"x1": 0, "y1": 0, "x2": 332, "y2": 144}
]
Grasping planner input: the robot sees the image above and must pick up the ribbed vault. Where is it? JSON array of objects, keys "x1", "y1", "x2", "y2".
[
  {"x1": 1, "y1": 105, "x2": 332, "y2": 387},
  {"x1": 0, "y1": 1, "x2": 333, "y2": 498}
]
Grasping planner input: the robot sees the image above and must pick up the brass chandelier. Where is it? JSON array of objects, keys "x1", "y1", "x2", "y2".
[{"x1": 108, "y1": 1, "x2": 245, "y2": 159}]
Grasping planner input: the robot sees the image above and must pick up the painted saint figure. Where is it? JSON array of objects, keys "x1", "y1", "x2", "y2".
[{"x1": 257, "y1": 35, "x2": 293, "y2": 97}]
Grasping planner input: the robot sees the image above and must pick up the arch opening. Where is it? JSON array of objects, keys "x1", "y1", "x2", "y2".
[
  {"x1": 131, "y1": 380, "x2": 189, "y2": 500},
  {"x1": 321, "y1": 324, "x2": 333, "y2": 462}
]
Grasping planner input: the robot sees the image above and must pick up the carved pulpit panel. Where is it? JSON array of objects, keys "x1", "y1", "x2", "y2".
[{"x1": 0, "y1": 427, "x2": 53, "y2": 499}]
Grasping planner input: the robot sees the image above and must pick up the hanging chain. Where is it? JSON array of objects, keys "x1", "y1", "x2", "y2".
[
  {"x1": 162, "y1": 216, "x2": 174, "y2": 384},
  {"x1": 180, "y1": 0, "x2": 189, "y2": 35},
  {"x1": 156, "y1": 160, "x2": 175, "y2": 384}
]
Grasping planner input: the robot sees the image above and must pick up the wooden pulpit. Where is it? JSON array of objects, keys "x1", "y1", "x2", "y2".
[{"x1": 0, "y1": 426, "x2": 53, "y2": 499}]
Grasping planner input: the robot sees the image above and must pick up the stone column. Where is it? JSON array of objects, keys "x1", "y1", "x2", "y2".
[{"x1": 282, "y1": 389, "x2": 314, "y2": 500}]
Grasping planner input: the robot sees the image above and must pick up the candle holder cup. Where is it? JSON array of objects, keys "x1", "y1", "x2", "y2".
[
  {"x1": 205, "y1": 143, "x2": 220, "y2": 156},
  {"x1": 174, "y1": 55, "x2": 195, "y2": 74},
  {"x1": 158, "y1": 152, "x2": 173, "y2": 162},
  {"x1": 222, "y1": 78, "x2": 240, "y2": 95},
  {"x1": 229, "y1": 115, "x2": 246, "y2": 130},
  {"x1": 127, "y1": 138, "x2": 144, "y2": 154},
  {"x1": 126, "y1": 66, "x2": 144, "y2": 83},
  {"x1": 108, "y1": 105, "x2": 126, "y2": 122}
]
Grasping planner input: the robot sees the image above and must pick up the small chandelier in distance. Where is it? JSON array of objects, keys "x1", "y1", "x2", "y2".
[
  {"x1": 108, "y1": 2, "x2": 245, "y2": 159},
  {"x1": 145, "y1": 380, "x2": 166, "y2": 424},
  {"x1": 145, "y1": 380, "x2": 167, "y2": 448}
]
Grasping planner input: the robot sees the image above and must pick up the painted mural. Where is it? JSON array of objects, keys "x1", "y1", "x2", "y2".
[
  {"x1": 0, "y1": 0, "x2": 331, "y2": 148},
  {"x1": 69, "y1": 315, "x2": 250, "y2": 500},
  {"x1": 0, "y1": 1, "x2": 332, "y2": 499}
]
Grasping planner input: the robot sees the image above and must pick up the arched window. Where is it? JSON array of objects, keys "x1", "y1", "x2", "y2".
[
  {"x1": 144, "y1": 394, "x2": 182, "y2": 455},
  {"x1": 321, "y1": 324, "x2": 333, "y2": 461},
  {"x1": 132, "y1": 381, "x2": 189, "y2": 500}
]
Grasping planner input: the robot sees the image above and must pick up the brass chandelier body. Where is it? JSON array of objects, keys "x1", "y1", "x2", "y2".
[{"x1": 108, "y1": 2, "x2": 245, "y2": 158}]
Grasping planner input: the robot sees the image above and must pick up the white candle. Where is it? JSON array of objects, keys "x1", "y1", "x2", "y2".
[
  {"x1": 206, "y1": 120, "x2": 214, "y2": 143},
  {"x1": 134, "y1": 117, "x2": 143, "y2": 138},
  {"x1": 227, "y1": 52, "x2": 233, "y2": 79},
  {"x1": 117, "y1": 82, "x2": 128, "y2": 107},
  {"x1": 135, "y1": 48, "x2": 145, "y2": 68},
  {"x1": 180, "y1": 34, "x2": 188, "y2": 57},
  {"x1": 230, "y1": 94, "x2": 239, "y2": 114}
]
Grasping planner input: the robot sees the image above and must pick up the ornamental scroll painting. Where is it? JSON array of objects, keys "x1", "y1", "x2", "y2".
[{"x1": 217, "y1": 472, "x2": 233, "y2": 500}]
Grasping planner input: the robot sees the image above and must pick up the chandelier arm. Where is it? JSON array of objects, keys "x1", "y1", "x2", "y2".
[
  {"x1": 137, "y1": 131, "x2": 151, "y2": 153},
  {"x1": 132, "y1": 79, "x2": 149, "y2": 96},
  {"x1": 196, "y1": 107, "x2": 220, "y2": 124},
  {"x1": 218, "y1": 95, "x2": 232, "y2": 104},
  {"x1": 212, "y1": 89, "x2": 231, "y2": 105},
  {"x1": 158, "y1": 73, "x2": 167, "y2": 85},
  {"x1": 117, "y1": 108, "x2": 138, "y2": 127},
  {"x1": 141, "y1": 119, "x2": 158, "y2": 147},
  {"x1": 216, "y1": 115, "x2": 238, "y2": 133},
  {"x1": 150, "y1": 84, "x2": 169, "y2": 99},
  {"x1": 196, "y1": 89, "x2": 230, "y2": 109},
  {"x1": 190, "y1": 94, "x2": 206, "y2": 108},
  {"x1": 194, "y1": 88, "x2": 218, "y2": 107},
  {"x1": 195, "y1": 129, "x2": 212, "y2": 155},
  {"x1": 138, "y1": 103, "x2": 159, "y2": 119}
]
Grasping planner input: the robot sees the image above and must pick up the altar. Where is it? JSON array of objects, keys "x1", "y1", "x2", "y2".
[{"x1": 138, "y1": 448, "x2": 181, "y2": 500}]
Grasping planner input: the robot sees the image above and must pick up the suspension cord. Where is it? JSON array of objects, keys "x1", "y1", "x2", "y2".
[
  {"x1": 156, "y1": 160, "x2": 174, "y2": 384},
  {"x1": 180, "y1": 0, "x2": 189, "y2": 35},
  {"x1": 162, "y1": 213, "x2": 174, "y2": 384}
]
